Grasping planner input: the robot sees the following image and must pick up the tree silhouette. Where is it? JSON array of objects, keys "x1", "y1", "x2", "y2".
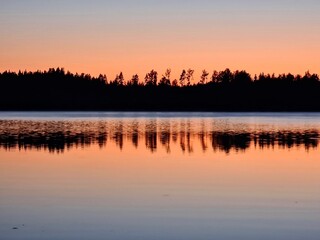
[
  {"x1": 179, "y1": 70, "x2": 186, "y2": 87},
  {"x1": 159, "y1": 68, "x2": 171, "y2": 86},
  {"x1": 302, "y1": 71, "x2": 319, "y2": 84},
  {"x1": 98, "y1": 74, "x2": 107, "y2": 84},
  {"x1": 112, "y1": 72, "x2": 124, "y2": 86},
  {"x1": 145, "y1": 70, "x2": 158, "y2": 86},
  {"x1": 217, "y1": 68, "x2": 233, "y2": 84},
  {"x1": 172, "y1": 79, "x2": 178, "y2": 87},
  {"x1": 164, "y1": 68, "x2": 171, "y2": 80},
  {"x1": 200, "y1": 69, "x2": 209, "y2": 85},
  {"x1": 186, "y1": 69, "x2": 194, "y2": 86},
  {"x1": 233, "y1": 70, "x2": 251, "y2": 85},
  {"x1": 0, "y1": 67, "x2": 320, "y2": 111},
  {"x1": 128, "y1": 74, "x2": 139, "y2": 86},
  {"x1": 210, "y1": 70, "x2": 219, "y2": 83}
]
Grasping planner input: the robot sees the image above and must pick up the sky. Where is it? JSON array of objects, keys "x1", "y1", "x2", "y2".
[{"x1": 1, "y1": 0, "x2": 320, "y2": 81}]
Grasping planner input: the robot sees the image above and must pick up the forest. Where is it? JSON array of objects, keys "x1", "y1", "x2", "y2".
[{"x1": 0, "y1": 67, "x2": 319, "y2": 111}]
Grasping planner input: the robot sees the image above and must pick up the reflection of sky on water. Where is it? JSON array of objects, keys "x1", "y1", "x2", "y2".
[{"x1": 0, "y1": 113, "x2": 320, "y2": 240}]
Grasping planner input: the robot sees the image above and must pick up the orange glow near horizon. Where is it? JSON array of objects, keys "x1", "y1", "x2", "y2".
[
  {"x1": 1, "y1": 35, "x2": 319, "y2": 82},
  {"x1": 1, "y1": 1, "x2": 320, "y2": 81}
]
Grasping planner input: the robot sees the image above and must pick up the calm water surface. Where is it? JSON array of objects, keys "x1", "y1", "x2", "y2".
[{"x1": 0, "y1": 112, "x2": 320, "y2": 240}]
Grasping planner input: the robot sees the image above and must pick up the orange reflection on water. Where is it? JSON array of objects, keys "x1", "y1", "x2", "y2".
[
  {"x1": 0, "y1": 116, "x2": 320, "y2": 239},
  {"x1": 1, "y1": 138, "x2": 319, "y2": 204},
  {"x1": 0, "y1": 118, "x2": 319, "y2": 154}
]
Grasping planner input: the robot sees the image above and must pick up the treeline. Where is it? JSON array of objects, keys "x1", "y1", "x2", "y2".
[{"x1": 0, "y1": 67, "x2": 319, "y2": 111}]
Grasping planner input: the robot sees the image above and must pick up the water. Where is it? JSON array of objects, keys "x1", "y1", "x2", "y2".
[{"x1": 0, "y1": 112, "x2": 320, "y2": 240}]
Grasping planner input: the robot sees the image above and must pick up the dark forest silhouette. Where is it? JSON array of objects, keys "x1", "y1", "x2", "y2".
[
  {"x1": 0, "y1": 120, "x2": 318, "y2": 154},
  {"x1": 0, "y1": 67, "x2": 320, "y2": 111}
]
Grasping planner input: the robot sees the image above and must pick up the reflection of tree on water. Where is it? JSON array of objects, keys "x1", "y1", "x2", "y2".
[
  {"x1": 112, "y1": 122, "x2": 124, "y2": 150},
  {"x1": 199, "y1": 120, "x2": 208, "y2": 152},
  {"x1": 211, "y1": 132, "x2": 251, "y2": 153},
  {"x1": 253, "y1": 131, "x2": 319, "y2": 150},
  {"x1": 129, "y1": 121, "x2": 139, "y2": 148},
  {"x1": 145, "y1": 120, "x2": 157, "y2": 152},
  {"x1": 179, "y1": 120, "x2": 193, "y2": 153},
  {"x1": 159, "y1": 122, "x2": 171, "y2": 153},
  {"x1": 0, "y1": 120, "x2": 319, "y2": 153},
  {"x1": 97, "y1": 121, "x2": 107, "y2": 148}
]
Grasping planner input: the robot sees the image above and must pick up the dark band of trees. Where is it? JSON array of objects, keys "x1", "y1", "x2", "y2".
[{"x1": 0, "y1": 68, "x2": 319, "y2": 111}]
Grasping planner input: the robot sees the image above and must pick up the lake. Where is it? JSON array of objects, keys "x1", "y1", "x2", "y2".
[{"x1": 0, "y1": 112, "x2": 320, "y2": 240}]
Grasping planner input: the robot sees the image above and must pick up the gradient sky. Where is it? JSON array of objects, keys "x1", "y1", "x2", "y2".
[{"x1": 1, "y1": 0, "x2": 320, "y2": 80}]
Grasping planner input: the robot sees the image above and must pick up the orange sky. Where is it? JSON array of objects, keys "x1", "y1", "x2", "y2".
[{"x1": 1, "y1": 1, "x2": 319, "y2": 81}]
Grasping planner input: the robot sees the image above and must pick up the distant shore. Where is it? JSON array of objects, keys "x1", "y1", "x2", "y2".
[{"x1": 1, "y1": 68, "x2": 320, "y2": 111}]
